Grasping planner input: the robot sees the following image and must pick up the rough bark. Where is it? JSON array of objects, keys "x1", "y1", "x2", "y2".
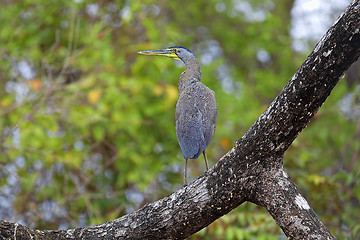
[{"x1": 1, "y1": 1, "x2": 360, "y2": 239}]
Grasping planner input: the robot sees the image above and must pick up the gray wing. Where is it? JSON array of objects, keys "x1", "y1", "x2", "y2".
[{"x1": 175, "y1": 83, "x2": 218, "y2": 159}]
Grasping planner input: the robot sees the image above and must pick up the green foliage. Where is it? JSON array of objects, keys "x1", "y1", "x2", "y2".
[
  {"x1": 0, "y1": 0, "x2": 359, "y2": 239},
  {"x1": 194, "y1": 203, "x2": 281, "y2": 240}
]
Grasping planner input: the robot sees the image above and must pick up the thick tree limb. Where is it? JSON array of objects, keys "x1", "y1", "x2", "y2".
[{"x1": 1, "y1": 1, "x2": 360, "y2": 239}]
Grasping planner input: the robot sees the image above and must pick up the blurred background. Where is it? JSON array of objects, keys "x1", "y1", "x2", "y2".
[{"x1": 0, "y1": 0, "x2": 359, "y2": 239}]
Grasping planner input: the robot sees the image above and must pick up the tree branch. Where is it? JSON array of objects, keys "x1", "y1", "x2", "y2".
[{"x1": 1, "y1": 0, "x2": 360, "y2": 239}]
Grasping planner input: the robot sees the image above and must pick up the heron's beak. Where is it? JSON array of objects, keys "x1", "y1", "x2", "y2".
[{"x1": 137, "y1": 49, "x2": 180, "y2": 60}]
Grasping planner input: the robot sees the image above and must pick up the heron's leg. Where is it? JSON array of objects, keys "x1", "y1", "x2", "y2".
[
  {"x1": 184, "y1": 158, "x2": 188, "y2": 186},
  {"x1": 203, "y1": 150, "x2": 209, "y2": 171}
]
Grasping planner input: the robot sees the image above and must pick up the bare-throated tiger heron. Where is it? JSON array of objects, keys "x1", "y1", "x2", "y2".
[{"x1": 138, "y1": 46, "x2": 218, "y2": 185}]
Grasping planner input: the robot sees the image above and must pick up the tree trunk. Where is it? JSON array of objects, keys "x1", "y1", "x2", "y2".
[{"x1": 1, "y1": 1, "x2": 360, "y2": 239}]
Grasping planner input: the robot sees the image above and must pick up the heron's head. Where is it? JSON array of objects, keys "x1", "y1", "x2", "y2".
[{"x1": 138, "y1": 46, "x2": 196, "y2": 65}]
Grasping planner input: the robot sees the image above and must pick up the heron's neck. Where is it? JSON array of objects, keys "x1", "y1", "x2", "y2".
[{"x1": 178, "y1": 58, "x2": 201, "y2": 93}]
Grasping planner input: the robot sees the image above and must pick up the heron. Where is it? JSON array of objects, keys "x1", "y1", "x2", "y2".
[{"x1": 138, "y1": 46, "x2": 218, "y2": 185}]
